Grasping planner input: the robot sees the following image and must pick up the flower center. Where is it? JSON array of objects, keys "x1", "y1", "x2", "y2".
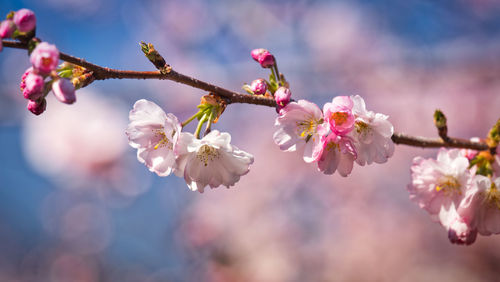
[
  {"x1": 355, "y1": 121, "x2": 369, "y2": 133},
  {"x1": 325, "y1": 141, "x2": 339, "y2": 152},
  {"x1": 42, "y1": 57, "x2": 53, "y2": 68},
  {"x1": 296, "y1": 117, "x2": 321, "y2": 139},
  {"x1": 331, "y1": 112, "x2": 349, "y2": 126},
  {"x1": 485, "y1": 182, "x2": 500, "y2": 210},
  {"x1": 152, "y1": 129, "x2": 173, "y2": 150},
  {"x1": 435, "y1": 175, "x2": 461, "y2": 195},
  {"x1": 197, "y1": 144, "x2": 220, "y2": 166}
]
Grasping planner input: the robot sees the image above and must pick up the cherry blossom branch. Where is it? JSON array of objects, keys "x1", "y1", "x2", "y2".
[
  {"x1": 2, "y1": 39, "x2": 494, "y2": 152},
  {"x1": 391, "y1": 133, "x2": 488, "y2": 150}
]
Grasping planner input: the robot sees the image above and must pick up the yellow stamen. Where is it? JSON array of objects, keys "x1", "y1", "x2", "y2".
[
  {"x1": 196, "y1": 144, "x2": 220, "y2": 166},
  {"x1": 435, "y1": 175, "x2": 461, "y2": 195}
]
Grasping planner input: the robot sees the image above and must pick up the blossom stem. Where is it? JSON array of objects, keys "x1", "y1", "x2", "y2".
[
  {"x1": 194, "y1": 115, "x2": 207, "y2": 139},
  {"x1": 2, "y1": 38, "x2": 496, "y2": 152},
  {"x1": 204, "y1": 111, "x2": 214, "y2": 137},
  {"x1": 273, "y1": 63, "x2": 282, "y2": 87},
  {"x1": 181, "y1": 111, "x2": 202, "y2": 128}
]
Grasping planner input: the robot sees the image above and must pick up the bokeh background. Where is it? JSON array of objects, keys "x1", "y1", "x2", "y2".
[{"x1": 1, "y1": 0, "x2": 500, "y2": 281}]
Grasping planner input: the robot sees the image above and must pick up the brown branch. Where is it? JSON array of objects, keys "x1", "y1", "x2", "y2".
[
  {"x1": 2, "y1": 39, "x2": 494, "y2": 152},
  {"x1": 391, "y1": 133, "x2": 489, "y2": 151}
]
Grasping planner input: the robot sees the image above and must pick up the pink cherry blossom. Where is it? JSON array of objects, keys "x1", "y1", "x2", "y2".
[
  {"x1": 27, "y1": 98, "x2": 46, "y2": 115},
  {"x1": 250, "y1": 48, "x2": 275, "y2": 68},
  {"x1": 13, "y1": 8, "x2": 36, "y2": 32},
  {"x1": 30, "y1": 42, "x2": 59, "y2": 75},
  {"x1": 52, "y1": 78, "x2": 76, "y2": 104},
  {"x1": 323, "y1": 96, "x2": 355, "y2": 135},
  {"x1": 407, "y1": 148, "x2": 474, "y2": 216},
  {"x1": 273, "y1": 100, "x2": 325, "y2": 162},
  {"x1": 461, "y1": 175, "x2": 500, "y2": 236},
  {"x1": 174, "y1": 130, "x2": 254, "y2": 193},
  {"x1": 250, "y1": 79, "x2": 267, "y2": 95},
  {"x1": 350, "y1": 95, "x2": 394, "y2": 165},
  {"x1": 316, "y1": 133, "x2": 357, "y2": 177},
  {"x1": 438, "y1": 203, "x2": 477, "y2": 245},
  {"x1": 0, "y1": 20, "x2": 16, "y2": 38},
  {"x1": 20, "y1": 67, "x2": 34, "y2": 92},
  {"x1": 126, "y1": 99, "x2": 181, "y2": 177},
  {"x1": 275, "y1": 87, "x2": 291, "y2": 108},
  {"x1": 23, "y1": 72, "x2": 44, "y2": 100}
]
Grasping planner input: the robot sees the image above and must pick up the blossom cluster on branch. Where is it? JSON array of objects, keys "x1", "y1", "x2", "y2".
[
  {"x1": 1, "y1": 7, "x2": 499, "y2": 245},
  {"x1": 408, "y1": 147, "x2": 500, "y2": 245}
]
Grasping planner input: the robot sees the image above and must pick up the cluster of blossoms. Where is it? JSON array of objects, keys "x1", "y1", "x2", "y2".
[
  {"x1": 244, "y1": 48, "x2": 394, "y2": 177},
  {"x1": 1, "y1": 9, "x2": 84, "y2": 115},
  {"x1": 273, "y1": 95, "x2": 395, "y2": 176},
  {"x1": 126, "y1": 99, "x2": 254, "y2": 193},
  {"x1": 408, "y1": 147, "x2": 500, "y2": 245},
  {"x1": 0, "y1": 8, "x2": 36, "y2": 52},
  {"x1": 20, "y1": 42, "x2": 78, "y2": 115}
]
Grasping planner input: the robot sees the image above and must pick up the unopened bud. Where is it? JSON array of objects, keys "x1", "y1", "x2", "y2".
[
  {"x1": 275, "y1": 87, "x2": 291, "y2": 108},
  {"x1": 23, "y1": 72, "x2": 44, "y2": 100},
  {"x1": 52, "y1": 78, "x2": 76, "y2": 104},
  {"x1": 13, "y1": 8, "x2": 36, "y2": 33},
  {"x1": 27, "y1": 98, "x2": 46, "y2": 115},
  {"x1": 30, "y1": 42, "x2": 59, "y2": 75},
  {"x1": 0, "y1": 20, "x2": 16, "y2": 38},
  {"x1": 20, "y1": 67, "x2": 34, "y2": 92},
  {"x1": 250, "y1": 48, "x2": 275, "y2": 68},
  {"x1": 250, "y1": 79, "x2": 267, "y2": 95}
]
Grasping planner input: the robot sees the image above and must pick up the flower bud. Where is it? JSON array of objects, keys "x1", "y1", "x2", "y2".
[
  {"x1": 52, "y1": 78, "x2": 76, "y2": 104},
  {"x1": 0, "y1": 20, "x2": 16, "y2": 38},
  {"x1": 27, "y1": 98, "x2": 46, "y2": 115},
  {"x1": 20, "y1": 67, "x2": 34, "y2": 92},
  {"x1": 275, "y1": 87, "x2": 291, "y2": 107},
  {"x1": 250, "y1": 48, "x2": 275, "y2": 68},
  {"x1": 23, "y1": 73, "x2": 44, "y2": 100},
  {"x1": 250, "y1": 79, "x2": 267, "y2": 95},
  {"x1": 30, "y1": 42, "x2": 59, "y2": 75},
  {"x1": 13, "y1": 8, "x2": 36, "y2": 32}
]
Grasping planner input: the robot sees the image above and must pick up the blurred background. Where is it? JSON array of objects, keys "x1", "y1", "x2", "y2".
[{"x1": 1, "y1": 0, "x2": 500, "y2": 281}]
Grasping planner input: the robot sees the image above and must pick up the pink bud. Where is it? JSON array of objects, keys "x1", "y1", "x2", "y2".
[
  {"x1": 52, "y1": 78, "x2": 76, "y2": 104},
  {"x1": 27, "y1": 99, "x2": 46, "y2": 115},
  {"x1": 13, "y1": 9, "x2": 36, "y2": 33},
  {"x1": 0, "y1": 20, "x2": 16, "y2": 38},
  {"x1": 250, "y1": 48, "x2": 275, "y2": 68},
  {"x1": 20, "y1": 67, "x2": 34, "y2": 92},
  {"x1": 30, "y1": 42, "x2": 59, "y2": 75},
  {"x1": 250, "y1": 79, "x2": 267, "y2": 95},
  {"x1": 23, "y1": 73, "x2": 45, "y2": 100},
  {"x1": 275, "y1": 87, "x2": 291, "y2": 108}
]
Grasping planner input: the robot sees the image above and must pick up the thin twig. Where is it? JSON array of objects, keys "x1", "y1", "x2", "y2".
[{"x1": 2, "y1": 39, "x2": 494, "y2": 152}]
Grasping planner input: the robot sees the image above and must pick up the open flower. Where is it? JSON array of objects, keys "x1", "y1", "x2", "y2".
[
  {"x1": 407, "y1": 148, "x2": 474, "y2": 217},
  {"x1": 174, "y1": 130, "x2": 254, "y2": 193},
  {"x1": 350, "y1": 95, "x2": 394, "y2": 166},
  {"x1": 460, "y1": 175, "x2": 500, "y2": 236},
  {"x1": 438, "y1": 203, "x2": 478, "y2": 245},
  {"x1": 273, "y1": 99, "x2": 325, "y2": 162},
  {"x1": 323, "y1": 96, "x2": 355, "y2": 135},
  {"x1": 316, "y1": 133, "x2": 357, "y2": 177},
  {"x1": 126, "y1": 99, "x2": 181, "y2": 177}
]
